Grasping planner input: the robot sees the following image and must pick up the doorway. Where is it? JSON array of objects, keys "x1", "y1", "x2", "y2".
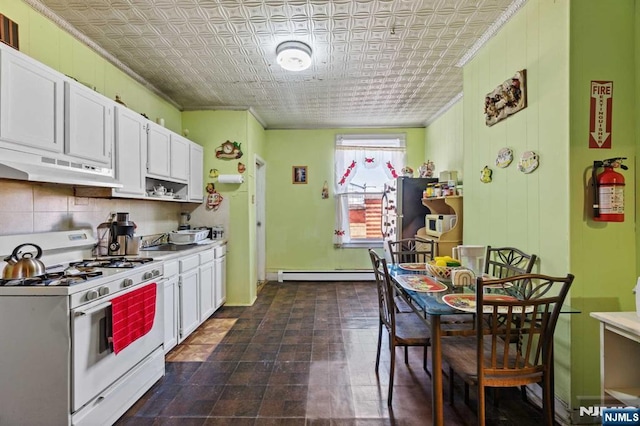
[{"x1": 255, "y1": 156, "x2": 266, "y2": 287}]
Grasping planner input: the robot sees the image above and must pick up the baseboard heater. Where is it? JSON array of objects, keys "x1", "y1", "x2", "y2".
[{"x1": 275, "y1": 270, "x2": 374, "y2": 282}]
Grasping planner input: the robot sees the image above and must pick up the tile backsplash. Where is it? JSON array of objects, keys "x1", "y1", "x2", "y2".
[{"x1": 0, "y1": 179, "x2": 185, "y2": 237}]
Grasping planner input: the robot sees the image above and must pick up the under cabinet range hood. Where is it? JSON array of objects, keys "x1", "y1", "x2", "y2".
[{"x1": 0, "y1": 147, "x2": 122, "y2": 188}]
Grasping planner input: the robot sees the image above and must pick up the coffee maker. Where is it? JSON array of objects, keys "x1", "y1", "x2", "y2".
[
  {"x1": 179, "y1": 212, "x2": 191, "y2": 230},
  {"x1": 108, "y1": 212, "x2": 137, "y2": 256}
]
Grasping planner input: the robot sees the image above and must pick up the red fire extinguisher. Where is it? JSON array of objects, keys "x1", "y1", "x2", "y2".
[{"x1": 592, "y1": 157, "x2": 627, "y2": 222}]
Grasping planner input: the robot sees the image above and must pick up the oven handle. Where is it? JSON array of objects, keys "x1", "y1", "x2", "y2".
[{"x1": 74, "y1": 301, "x2": 112, "y2": 317}]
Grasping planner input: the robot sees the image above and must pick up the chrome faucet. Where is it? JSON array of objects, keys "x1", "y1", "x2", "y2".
[{"x1": 141, "y1": 233, "x2": 168, "y2": 248}]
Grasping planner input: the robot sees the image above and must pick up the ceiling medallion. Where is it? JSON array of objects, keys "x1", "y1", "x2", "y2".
[{"x1": 276, "y1": 41, "x2": 312, "y2": 72}]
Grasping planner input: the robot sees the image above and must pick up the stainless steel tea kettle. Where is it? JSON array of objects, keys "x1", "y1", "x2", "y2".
[{"x1": 3, "y1": 243, "x2": 46, "y2": 279}]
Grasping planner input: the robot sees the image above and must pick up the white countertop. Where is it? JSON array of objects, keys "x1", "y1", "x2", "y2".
[
  {"x1": 591, "y1": 311, "x2": 640, "y2": 336},
  {"x1": 140, "y1": 239, "x2": 226, "y2": 261}
]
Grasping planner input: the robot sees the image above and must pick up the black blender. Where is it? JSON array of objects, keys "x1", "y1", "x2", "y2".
[{"x1": 108, "y1": 212, "x2": 136, "y2": 256}]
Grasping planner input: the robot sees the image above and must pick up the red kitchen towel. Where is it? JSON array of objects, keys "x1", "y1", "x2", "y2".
[{"x1": 109, "y1": 283, "x2": 157, "y2": 354}]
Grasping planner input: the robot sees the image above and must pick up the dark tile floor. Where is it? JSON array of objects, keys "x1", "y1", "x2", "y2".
[{"x1": 117, "y1": 281, "x2": 548, "y2": 425}]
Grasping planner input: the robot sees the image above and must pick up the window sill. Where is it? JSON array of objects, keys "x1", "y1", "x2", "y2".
[{"x1": 338, "y1": 241, "x2": 383, "y2": 249}]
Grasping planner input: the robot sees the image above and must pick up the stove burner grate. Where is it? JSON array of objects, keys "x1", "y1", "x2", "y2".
[
  {"x1": 71, "y1": 257, "x2": 154, "y2": 269},
  {"x1": 0, "y1": 270, "x2": 103, "y2": 287}
]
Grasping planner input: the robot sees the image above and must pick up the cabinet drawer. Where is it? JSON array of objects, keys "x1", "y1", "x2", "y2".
[
  {"x1": 164, "y1": 260, "x2": 178, "y2": 277},
  {"x1": 179, "y1": 254, "x2": 199, "y2": 273},
  {"x1": 215, "y1": 245, "x2": 226, "y2": 258},
  {"x1": 199, "y1": 248, "x2": 215, "y2": 264}
]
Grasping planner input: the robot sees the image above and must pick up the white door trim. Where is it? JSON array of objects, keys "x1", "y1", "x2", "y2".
[{"x1": 255, "y1": 155, "x2": 266, "y2": 284}]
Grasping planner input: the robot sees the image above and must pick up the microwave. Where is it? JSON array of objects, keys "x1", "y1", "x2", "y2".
[{"x1": 425, "y1": 214, "x2": 457, "y2": 235}]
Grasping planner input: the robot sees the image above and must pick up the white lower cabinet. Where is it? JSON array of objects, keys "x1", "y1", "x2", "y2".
[
  {"x1": 163, "y1": 245, "x2": 227, "y2": 350},
  {"x1": 214, "y1": 245, "x2": 226, "y2": 308},
  {"x1": 199, "y1": 249, "x2": 216, "y2": 322},
  {"x1": 162, "y1": 261, "x2": 179, "y2": 353},
  {"x1": 179, "y1": 254, "x2": 200, "y2": 343}
]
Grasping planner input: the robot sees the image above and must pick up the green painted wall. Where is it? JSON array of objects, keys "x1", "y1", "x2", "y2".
[
  {"x1": 459, "y1": 0, "x2": 574, "y2": 410},
  {"x1": 246, "y1": 113, "x2": 267, "y2": 303},
  {"x1": 5, "y1": 0, "x2": 181, "y2": 132},
  {"x1": 264, "y1": 128, "x2": 425, "y2": 273},
  {"x1": 568, "y1": 0, "x2": 637, "y2": 412},
  {"x1": 182, "y1": 110, "x2": 261, "y2": 306},
  {"x1": 425, "y1": 100, "x2": 464, "y2": 182},
  {"x1": 427, "y1": 0, "x2": 639, "y2": 417}
]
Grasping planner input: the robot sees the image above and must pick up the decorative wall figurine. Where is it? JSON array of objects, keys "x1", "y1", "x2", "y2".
[
  {"x1": 215, "y1": 140, "x2": 243, "y2": 159},
  {"x1": 209, "y1": 168, "x2": 219, "y2": 178},
  {"x1": 495, "y1": 147, "x2": 513, "y2": 168},
  {"x1": 480, "y1": 165, "x2": 493, "y2": 183},
  {"x1": 237, "y1": 162, "x2": 246, "y2": 173},
  {"x1": 205, "y1": 183, "x2": 223, "y2": 211},
  {"x1": 484, "y1": 70, "x2": 527, "y2": 126},
  {"x1": 518, "y1": 151, "x2": 539, "y2": 174},
  {"x1": 419, "y1": 160, "x2": 435, "y2": 178},
  {"x1": 322, "y1": 181, "x2": 329, "y2": 199}
]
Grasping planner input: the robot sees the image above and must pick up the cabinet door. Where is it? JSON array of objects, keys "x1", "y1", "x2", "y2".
[
  {"x1": 170, "y1": 134, "x2": 189, "y2": 182},
  {"x1": 114, "y1": 106, "x2": 146, "y2": 196},
  {"x1": 0, "y1": 48, "x2": 64, "y2": 153},
  {"x1": 146, "y1": 122, "x2": 171, "y2": 178},
  {"x1": 199, "y1": 261, "x2": 215, "y2": 322},
  {"x1": 214, "y1": 255, "x2": 226, "y2": 308},
  {"x1": 163, "y1": 275, "x2": 179, "y2": 353},
  {"x1": 64, "y1": 81, "x2": 113, "y2": 166},
  {"x1": 188, "y1": 143, "x2": 204, "y2": 202},
  {"x1": 179, "y1": 269, "x2": 200, "y2": 342}
]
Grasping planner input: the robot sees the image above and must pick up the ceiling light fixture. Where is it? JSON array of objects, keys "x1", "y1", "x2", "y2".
[{"x1": 276, "y1": 41, "x2": 312, "y2": 72}]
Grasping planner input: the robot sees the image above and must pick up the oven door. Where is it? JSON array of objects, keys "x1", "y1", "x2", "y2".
[{"x1": 71, "y1": 281, "x2": 163, "y2": 412}]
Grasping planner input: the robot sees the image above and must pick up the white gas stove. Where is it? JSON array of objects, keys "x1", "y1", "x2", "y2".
[{"x1": 0, "y1": 229, "x2": 165, "y2": 426}]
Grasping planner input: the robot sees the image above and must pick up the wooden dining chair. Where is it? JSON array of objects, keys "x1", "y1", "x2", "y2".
[
  {"x1": 387, "y1": 237, "x2": 435, "y2": 313},
  {"x1": 485, "y1": 246, "x2": 537, "y2": 294},
  {"x1": 441, "y1": 273, "x2": 575, "y2": 426},
  {"x1": 387, "y1": 237, "x2": 436, "y2": 264},
  {"x1": 369, "y1": 249, "x2": 431, "y2": 406}
]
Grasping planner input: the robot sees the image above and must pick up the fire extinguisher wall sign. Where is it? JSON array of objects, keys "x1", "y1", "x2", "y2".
[
  {"x1": 592, "y1": 157, "x2": 627, "y2": 222},
  {"x1": 589, "y1": 81, "x2": 613, "y2": 149}
]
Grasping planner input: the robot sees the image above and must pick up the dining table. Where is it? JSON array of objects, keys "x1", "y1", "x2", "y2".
[
  {"x1": 387, "y1": 263, "x2": 578, "y2": 426},
  {"x1": 389, "y1": 263, "x2": 477, "y2": 426}
]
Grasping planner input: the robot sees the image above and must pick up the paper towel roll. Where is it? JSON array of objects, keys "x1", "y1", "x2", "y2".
[{"x1": 217, "y1": 174, "x2": 244, "y2": 184}]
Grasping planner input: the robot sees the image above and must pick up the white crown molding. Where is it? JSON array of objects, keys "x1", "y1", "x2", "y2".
[
  {"x1": 456, "y1": 0, "x2": 528, "y2": 68},
  {"x1": 25, "y1": 0, "x2": 182, "y2": 110},
  {"x1": 424, "y1": 92, "x2": 463, "y2": 126}
]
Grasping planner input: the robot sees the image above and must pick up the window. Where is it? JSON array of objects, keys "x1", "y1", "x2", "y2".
[{"x1": 334, "y1": 134, "x2": 406, "y2": 247}]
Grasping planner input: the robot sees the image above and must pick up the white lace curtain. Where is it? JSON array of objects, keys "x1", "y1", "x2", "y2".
[{"x1": 334, "y1": 135, "x2": 406, "y2": 246}]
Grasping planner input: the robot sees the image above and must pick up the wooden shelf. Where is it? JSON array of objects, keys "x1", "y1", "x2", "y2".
[{"x1": 417, "y1": 196, "x2": 462, "y2": 257}]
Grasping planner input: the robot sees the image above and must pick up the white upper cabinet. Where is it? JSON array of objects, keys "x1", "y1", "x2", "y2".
[
  {"x1": 65, "y1": 80, "x2": 113, "y2": 166},
  {"x1": 0, "y1": 47, "x2": 64, "y2": 154},
  {"x1": 146, "y1": 121, "x2": 171, "y2": 178},
  {"x1": 170, "y1": 134, "x2": 189, "y2": 182},
  {"x1": 114, "y1": 106, "x2": 146, "y2": 196},
  {"x1": 147, "y1": 124, "x2": 189, "y2": 183},
  {"x1": 188, "y1": 143, "x2": 204, "y2": 202}
]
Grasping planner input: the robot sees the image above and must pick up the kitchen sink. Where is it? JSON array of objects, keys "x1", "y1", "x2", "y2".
[{"x1": 142, "y1": 243, "x2": 196, "y2": 252}]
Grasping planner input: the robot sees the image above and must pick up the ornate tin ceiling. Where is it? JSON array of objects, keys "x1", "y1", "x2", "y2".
[{"x1": 31, "y1": 0, "x2": 524, "y2": 129}]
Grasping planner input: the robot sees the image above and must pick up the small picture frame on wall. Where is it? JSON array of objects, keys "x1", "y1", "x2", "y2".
[{"x1": 293, "y1": 166, "x2": 307, "y2": 184}]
